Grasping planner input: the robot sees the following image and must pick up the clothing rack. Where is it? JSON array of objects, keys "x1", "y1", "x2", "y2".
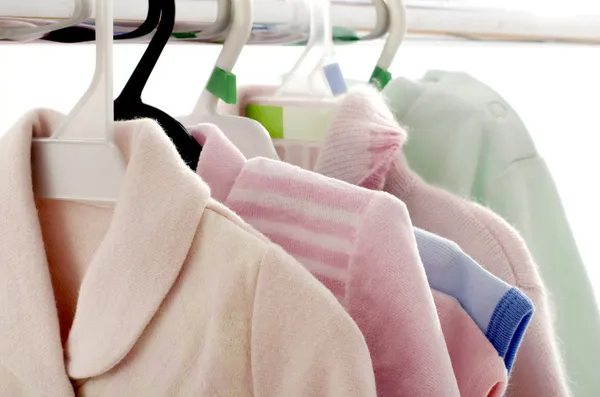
[{"x1": 3, "y1": 0, "x2": 600, "y2": 44}]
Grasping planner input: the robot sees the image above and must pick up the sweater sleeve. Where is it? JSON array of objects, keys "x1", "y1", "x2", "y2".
[
  {"x1": 486, "y1": 156, "x2": 600, "y2": 397},
  {"x1": 250, "y1": 246, "x2": 377, "y2": 397},
  {"x1": 432, "y1": 290, "x2": 508, "y2": 397},
  {"x1": 506, "y1": 286, "x2": 571, "y2": 397}
]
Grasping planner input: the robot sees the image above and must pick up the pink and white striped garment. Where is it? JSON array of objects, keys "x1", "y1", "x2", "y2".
[{"x1": 191, "y1": 124, "x2": 507, "y2": 397}]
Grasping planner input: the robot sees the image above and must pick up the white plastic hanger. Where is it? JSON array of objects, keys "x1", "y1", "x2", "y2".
[
  {"x1": 369, "y1": 0, "x2": 406, "y2": 89},
  {"x1": 0, "y1": 0, "x2": 92, "y2": 41},
  {"x1": 254, "y1": 0, "x2": 310, "y2": 45},
  {"x1": 178, "y1": 0, "x2": 278, "y2": 160},
  {"x1": 31, "y1": 0, "x2": 126, "y2": 203},
  {"x1": 362, "y1": 0, "x2": 390, "y2": 41},
  {"x1": 193, "y1": 0, "x2": 231, "y2": 40}
]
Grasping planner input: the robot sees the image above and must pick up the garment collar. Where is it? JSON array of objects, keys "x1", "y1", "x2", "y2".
[
  {"x1": 191, "y1": 123, "x2": 246, "y2": 202},
  {"x1": 0, "y1": 110, "x2": 210, "y2": 393},
  {"x1": 215, "y1": 85, "x2": 416, "y2": 197},
  {"x1": 313, "y1": 86, "x2": 416, "y2": 196}
]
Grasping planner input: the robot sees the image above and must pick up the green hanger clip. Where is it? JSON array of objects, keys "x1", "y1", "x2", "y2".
[
  {"x1": 245, "y1": 104, "x2": 284, "y2": 139},
  {"x1": 206, "y1": 66, "x2": 237, "y2": 104},
  {"x1": 171, "y1": 31, "x2": 197, "y2": 39},
  {"x1": 369, "y1": 66, "x2": 392, "y2": 91}
]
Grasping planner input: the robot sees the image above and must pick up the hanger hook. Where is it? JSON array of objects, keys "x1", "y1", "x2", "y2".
[
  {"x1": 191, "y1": 0, "x2": 253, "y2": 116},
  {"x1": 369, "y1": 0, "x2": 406, "y2": 90}
]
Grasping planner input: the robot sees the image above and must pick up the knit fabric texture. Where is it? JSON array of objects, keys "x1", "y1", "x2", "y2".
[
  {"x1": 487, "y1": 288, "x2": 534, "y2": 371},
  {"x1": 414, "y1": 227, "x2": 534, "y2": 371},
  {"x1": 384, "y1": 71, "x2": 600, "y2": 397},
  {"x1": 309, "y1": 86, "x2": 570, "y2": 397},
  {"x1": 193, "y1": 123, "x2": 509, "y2": 397}
]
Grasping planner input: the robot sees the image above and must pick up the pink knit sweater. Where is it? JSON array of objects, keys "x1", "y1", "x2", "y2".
[
  {"x1": 193, "y1": 124, "x2": 508, "y2": 397},
  {"x1": 306, "y1": 87, "x2": 569, "y2": 397}
]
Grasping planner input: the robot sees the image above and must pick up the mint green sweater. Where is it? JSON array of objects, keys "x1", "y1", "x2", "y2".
[{"x1": 383, "y1": 70, "x2": 600, "y2": 397}]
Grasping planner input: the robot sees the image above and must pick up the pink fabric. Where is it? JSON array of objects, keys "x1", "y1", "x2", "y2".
[
  {"x1": 0, "y1": 109, "x2": 377, "y2": 397},
  {"x1": 308, "y1": 87, "x2": 570, "y2": 397},
  {"x1": 194, "y1": 124, "x2": 507, "y2": 397},
  {"x1": 433, "y1": 291, "x2": 507, "y2": 397}
]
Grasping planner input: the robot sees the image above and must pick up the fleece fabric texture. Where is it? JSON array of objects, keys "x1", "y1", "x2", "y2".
[
  {"x1": 193, "y1": 124, "x2": 508, "y2": 397},
  {"x1": 414, "y1": 228, "x2": 534, "y2": 371},
  {"x1": 383, "y1": 71, "x2": 600, "y2": 397},
  {"x1": 0, "y1": 109, "x2": 377, "y2": 397},
  {"x1": 224, "y1": 85, "x2": 536, "y2": 374},
  {"x1": 226, "y1": 87, "x2": 533, "y2": 358},
  {"x1": 432, "y1": 290, "x2": 507, "y2": 397},
  {"x1": 307, "y1": 87, "x2": 570, "y2": 397}
]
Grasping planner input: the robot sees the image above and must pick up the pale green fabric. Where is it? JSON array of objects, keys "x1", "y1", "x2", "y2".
[{"x1": 383, "y1": 71, "x2": 600, "y2": 396}]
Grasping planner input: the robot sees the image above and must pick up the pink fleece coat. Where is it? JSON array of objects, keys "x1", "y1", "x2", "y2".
[{"x1": 0, "y1": 109, "x2": 377, "y2": 397}]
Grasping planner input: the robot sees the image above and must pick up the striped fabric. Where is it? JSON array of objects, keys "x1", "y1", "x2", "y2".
[
  {"x1": 273, "y1": 137, "x2": 535, "y2": 373},
  {"x1": 226, "y1": 165, "x2": 372, "y2": 303},
  {"x1": 192, "y1": 123, "x2": 509, "y2": 397},
  {"x1": 273, "y1": 138, "x2": 321, "y2": 170}
]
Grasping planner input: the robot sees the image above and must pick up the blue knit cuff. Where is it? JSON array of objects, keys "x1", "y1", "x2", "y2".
[{"x1": 485, "y1": 287, "x2": 534, "y2": 372}]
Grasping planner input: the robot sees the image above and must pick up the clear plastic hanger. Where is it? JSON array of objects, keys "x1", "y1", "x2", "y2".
[
  {"x1": 369, "y1": 0, "x2": 407, "y2": 90},
  {"x1": 177, "y1": 0, "x2": 278, "y2": 160},
  {"x1": 243, "y1": 0, "x2": 346, "y2": 141},
  {"x1": 31, "y1": 0, "x2": 126, "y2": 203},
  {"x1": 0, "y1": 0, "x2": 92, "y2": 41},
  {"x1": 272, "y1": 0, "x2": 344, "y2": 100}
]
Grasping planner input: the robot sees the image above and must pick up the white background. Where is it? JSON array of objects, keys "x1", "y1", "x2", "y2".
[{"x1": 0, "y1": 39, "x2": 599, "y2": 302}]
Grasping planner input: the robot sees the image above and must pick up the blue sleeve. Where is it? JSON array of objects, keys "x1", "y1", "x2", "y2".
[{"x1": 486, "y1": 287, "x2": 534, "y2": 371}]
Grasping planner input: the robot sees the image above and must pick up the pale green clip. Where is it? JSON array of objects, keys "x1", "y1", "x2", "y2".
[
  {"x1": 171, "y1": 31, "x2": 197, "y2": 39},
  {"x1": 246, "y1": 104, "x2": 284, "y2": 139},
  {"x1": 206, "y1": 67, "x2": 237, "y2": 104},
  {"x1": 369, "y1": 66, "x2": 392, "y2": 91}
]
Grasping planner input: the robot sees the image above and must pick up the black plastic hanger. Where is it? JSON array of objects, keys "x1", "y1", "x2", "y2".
[
  {"x1": 114, "y1": 0, "x2": 201, "y2": 170},
  {"x1": 42, "y1": 1, "x2": 161, "y2": 43}
]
